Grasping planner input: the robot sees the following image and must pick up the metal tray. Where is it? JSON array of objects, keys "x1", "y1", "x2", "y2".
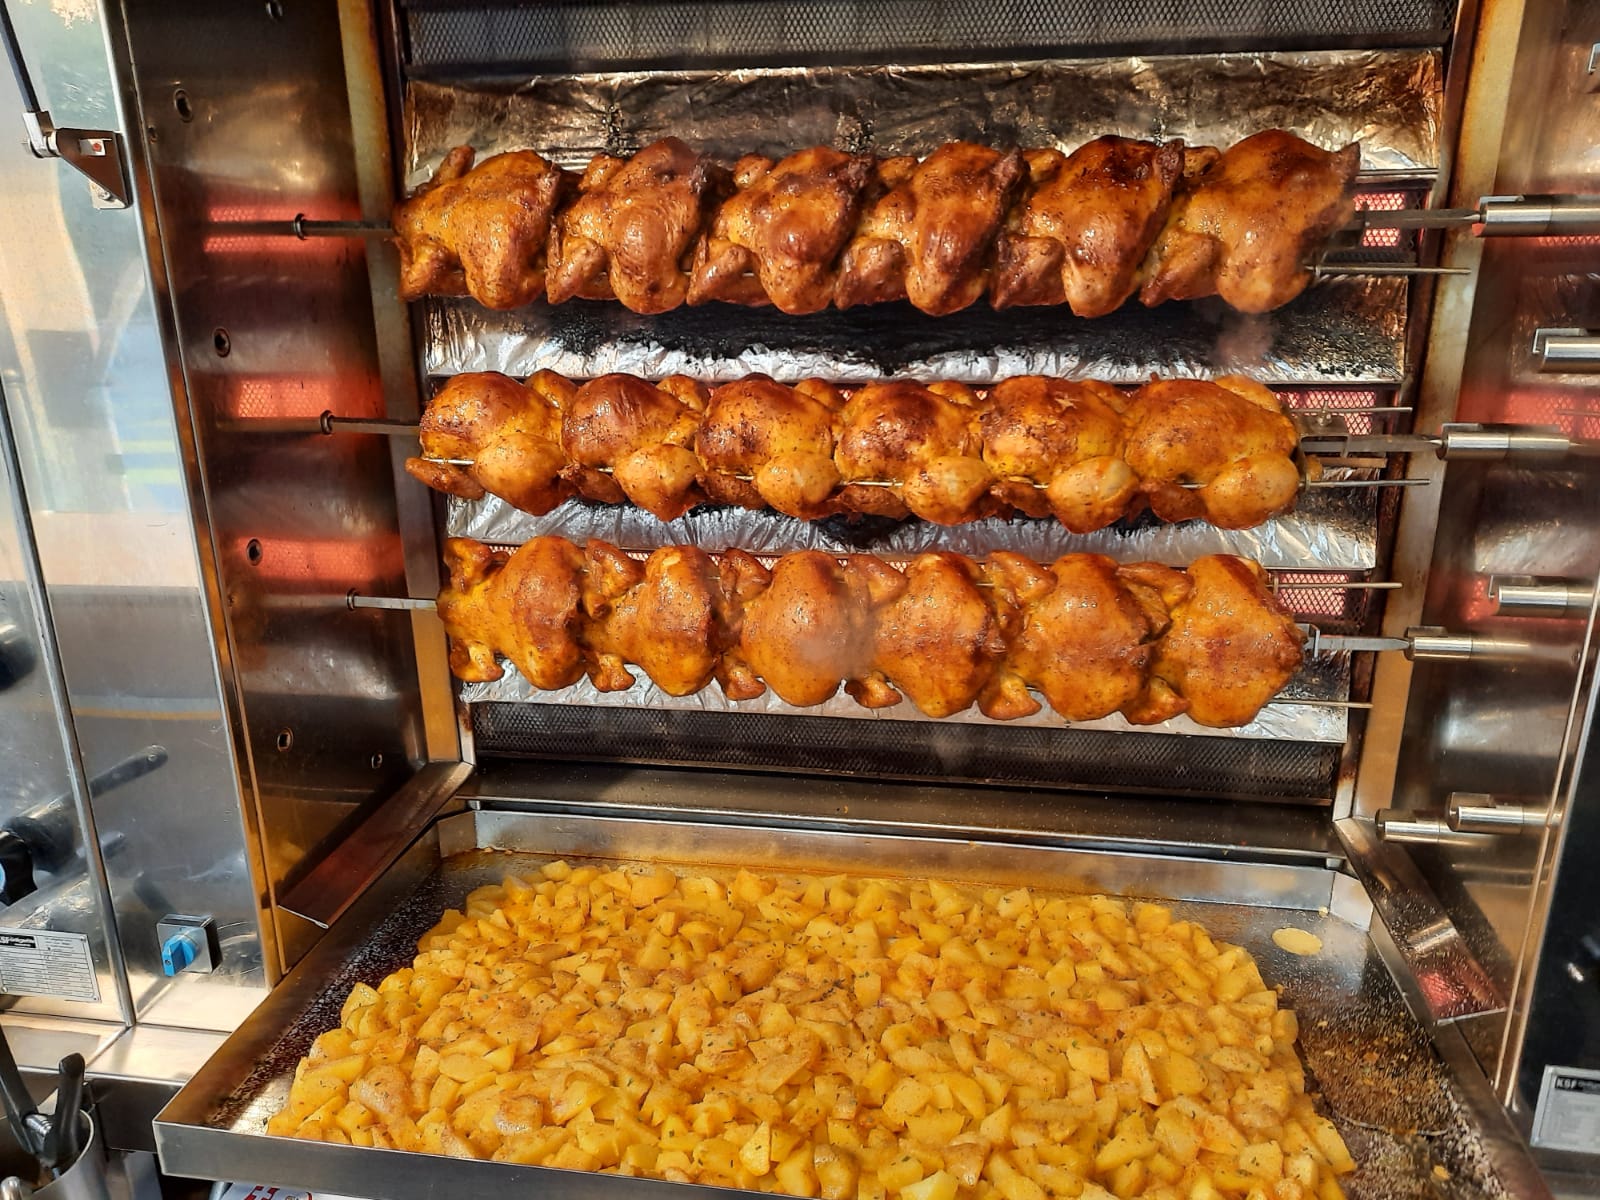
[{"x1": 155, "y1": 809, "x2": 1519, "y2": 1200}]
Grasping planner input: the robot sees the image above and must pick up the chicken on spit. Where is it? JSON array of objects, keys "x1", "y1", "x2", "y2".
[
  {"x1": 438, "y1": 537, "x2": 1308, "y2": 729},
  {"x1": 833, "y1": 380, "x2": 996, "y2": 523},
  {"x1": 546, "y1": 138, "x2": 724, "y2": 313},
  {"x1": 835, "y1": 143, "x2": 1025, "y2": 315},
  {"x1": 560, "y1": 374, "x2": 709, "y2": 521},
  {"x1": 689, "y1": 147, "x2": 874, "y2": 313},
  {"x1": 694, "y1": 376, "x2": 845, "y2": 520},
  {"x1": 1148, "y1": 555, "x2": 1306, "y2": 728},
  {"x1": 393, "y1": 147, "x2": 568, "y2": 310},
  {"x1": 413, "y1": 369, "x2": 1306, "y2": 532},
  {"x1": 405, "y1": 370, "x2": 572, "y2": 515},
  {"x1": 978, "y1": 376, "x2": 1139, "y2": 532},
  {"x1": 1139, "y1": 130, "x2": 1361, "y2": 313},
  {"x1": 1122, "y1": 375, "x2": 1302, "y2": 530},
  {"x1": 993, "y1": 136, "x2": 1185, "y2": 317}
]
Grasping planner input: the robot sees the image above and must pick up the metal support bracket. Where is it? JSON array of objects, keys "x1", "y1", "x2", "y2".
[
  {"x1": 22, "y1": 111, "x2": 130, "y2": 209},
  {"x1": 2, "y1": 0, "x2": 129, "y2": 208}
]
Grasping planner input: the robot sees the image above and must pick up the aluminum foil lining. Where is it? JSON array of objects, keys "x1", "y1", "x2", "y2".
[
  {"x1": 458, "y1": 652, "x2": 1350, "y2": 744},
  {"x1": 447, "y1": 489, "x2": 1379, "y2": 570},
  {"x1": 423, "y1": 279, "x2": 1407, "y2": 385},
  {"x1": 402, "y1": 49, "x2": 1442, "y2": 182}
]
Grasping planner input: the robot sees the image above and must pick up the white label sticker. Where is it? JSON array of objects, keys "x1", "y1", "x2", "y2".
[
  {"x1": 1533, "y1": 1064, "x2": 1600, "y2": 1155},
  {"x1": 0, "y1": 929, "x2": 100, "y2": 1004}
]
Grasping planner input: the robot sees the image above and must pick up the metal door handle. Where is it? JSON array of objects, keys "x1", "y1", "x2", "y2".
[
  {"x1": 1533, "y1": 327, "x2": 1600, "y2": 373},
  {"x1": 0, "y1": 0, "x2": 128, "y2": 208}
]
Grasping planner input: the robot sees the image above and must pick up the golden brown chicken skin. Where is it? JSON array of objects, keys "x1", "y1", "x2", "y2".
[
  {"x1": 559, "y1": 374, "x2": 708, "y2": 521},
  {"x1": 836, "y1": 143, "x2": 1025, "y2": 315},
  {"x1": 853, "y1": 552, "x2": 1010, "y2": 718},
  {"x1": 546, "y1": 138, "x2": 722, "y2": 313},
  {"x1": 437, "y1": 536, "x2": 588, "y2": 690},
  {"x1": 393, "y1": 147, "x2": 568, "y2": 310},
  {"x1": 695, "y1": 377, "x2": 845, "y2": 520},
  {"x1": 1000, "y1": 554, "x2": 1179, "y2": 723},
  {"x1": 1147, "y1": 555, "x2": 1305, "y2": 728},
  {"x1": 406, "y1": 370, "x2": 573, "y2": 516},
  {"x1": 581, "y1": 542, "x2": 727, "y2": 696},
  {"x1": 728, "y1": 551, "x2": 901, "y2": 708},
  {"x1": 437, "y1": 537, "x2": 1306, "y2": 728},
  {"x1": 1122, "y1": 375, "x2": 1301, "y2": 530},
  {"x1": 979, "y1": 377, "x2": 1138, "y2": 531},
  {"x1": 1140, "y1": 131, "x2": 1360, "y2": 313},
  {"x1": 993, "y1": 137, "x2": 1184, "y2": 317},
  {"x1": 834, "y1": 381, "x2": 995, "y2": 523},
  {"x1": 689, "y1": 148, "x2": 874, "y2": 314}
]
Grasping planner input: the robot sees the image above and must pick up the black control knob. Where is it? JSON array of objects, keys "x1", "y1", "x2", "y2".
[{"x1": 0, "y1": 832, "x2": 35, "y2": 906}]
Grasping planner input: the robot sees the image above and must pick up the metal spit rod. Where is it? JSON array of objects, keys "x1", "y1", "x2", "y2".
[{"x1": 279, "y1": 193, "x2": 1600, "y2": 242}]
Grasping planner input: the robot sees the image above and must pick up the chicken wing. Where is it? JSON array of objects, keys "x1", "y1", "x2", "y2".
[
  {"x1": 393, "y1": 146, "x2": 568, "y2": 310},
  {"x1": 979, "y1": 376, "x2": 1138, "y2": 531},
  {"x1": 582, "y1": 542, "x2": 727, "y2": 696},
  {"x1": 406, "y1": 370, "x2": 573, "y2": 516},
  {"x1": 1122, "y1": 375, "x2": 1301, "y2": 529},
  {"x1": 834, "y1": 381, "x2": 995, "y2": 523},
  {"x1": 993, "y1": 137, "x2": 1184, "y2": 317},
  {"x1": 729, "y1": 551, "x2": 901, "y2": 708},
  {"x1": 1147, "y1": 555, "x2": 1305, "y2": 728},
  {"x1": 437, "y1": 536, "x2": 588, "y2": 690},
  {"x1": 1140, "y1": 130, "x2": 1360, "y2": 313},
  {"x1": 689, "y1": 148, "x2": 874, "y2": 314},
  {"x1": 1001, "y1": 554, "x2": 1177, "y2": 723},
  {"x1": 560, "y1": 374, "x2": 709, "y2": 521},
  {"x1": 695, "y1": 377, "x2": 845, "y2": 519},
  {"x1": 835, "y1": 143, "x2": 1025, "y2": 315},
  {"x1": 853, "y1": 552, "x2": 1009, "y2": 718},
  {"x1": 546, "y1": 138, "x2": 723, "y2": 313}
]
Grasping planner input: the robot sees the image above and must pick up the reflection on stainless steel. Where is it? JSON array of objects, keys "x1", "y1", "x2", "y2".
[
  {"x1": 1531, "y1": 327, "x2": 1600, "y2": 373},
  {"x1": 1477, "y1": 194, "x2": 1600, "y2": 236},
  {"x1": 1376, "y1": 808, "x2": 1497, "y2": 848},
  {"x1": 401, "y1": 51, "x2": 1443, "y2": 183},
  {"x1": 155, "y1": 809, "x2": 1536, "y2": 1200},
  {"x1": 1446, "y1": 794, "x2": 1547, "y2": 835},
  {"x1": 1489, "y1": 576, "x2": 1597, "y2": 617},
  {"x1": 1438, "y1": 423, "x2": 1589, "y2": 460}
]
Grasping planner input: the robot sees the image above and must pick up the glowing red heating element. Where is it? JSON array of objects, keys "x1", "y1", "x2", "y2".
[
  {"x1": 1273, "y1": 572, "x2": 1361, "y2": 620},
  {"x1": 1354, "y1": 190, "x2": 1411, "y2": 251},
  {"x1": 223, "y1": 376, "x2": 384, "y2": 421},
  {"x1": 1498, "y1": 389, "x2": 1600, "y2": 439},
  {"x1": 1274, "y1": 388, "x2": 1388, "y2": 435},
  {"x1": 233, "y1": 535, "x2": 394, "y2": 585}
]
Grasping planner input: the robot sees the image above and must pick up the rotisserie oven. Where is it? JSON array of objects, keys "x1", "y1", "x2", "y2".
[{"x1": 0, "y1": 0, "x2": 1595, "y2": 1197}]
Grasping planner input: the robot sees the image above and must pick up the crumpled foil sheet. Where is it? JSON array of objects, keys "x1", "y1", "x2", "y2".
[
  {"x1": 446, "y1": 488, "x2": 1378, "y2": 570},
  {"x1": 457, "y1": 651, "x2": 1350, "y2": 744},
  {"x1": 402, "y1": 50, "x2": 1442, "y2": 182},
  {"x1": 423, "y1": 278, "x2": 1407, "y2": 385}
]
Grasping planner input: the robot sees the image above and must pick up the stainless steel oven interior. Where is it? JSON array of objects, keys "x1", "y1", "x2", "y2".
[{"x1": 0, "y1": 0, "x2": 1594, "y2": 1196}]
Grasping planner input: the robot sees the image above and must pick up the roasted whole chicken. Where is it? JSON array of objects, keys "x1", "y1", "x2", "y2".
[
  {"x1": 545, "y1": 138, "x2": 723, "y2": 313},
  {"x1": 392, "y1": 147, "x2": 568, "y2": 310},
  {"x1": 438, "y1": 536, "x2": 1306, "y2": 728},
  {"x1": 993, "y1": 136, "x2": 1184, "y2": 317},
  {"x1": 689, "y1": 147, "x2": 873, "y2": 313},
  {"x1": 394, "y1": 130, "x2": 1360, "y2": 316},
  {"x1": 1139, "y1": 130, "x2": 1362, "y2": 313},
  {"x1": 413, "y1": 370, "x2": 1305, "y2": 533}
]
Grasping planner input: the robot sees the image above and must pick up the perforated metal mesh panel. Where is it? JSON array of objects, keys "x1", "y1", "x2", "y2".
[
  {"x1": 471, "y1": 703, "x2": 1342, "y2": 801},
  {"x1": 402, "y1": 0, "x2": 1457, "y2": 74}
]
